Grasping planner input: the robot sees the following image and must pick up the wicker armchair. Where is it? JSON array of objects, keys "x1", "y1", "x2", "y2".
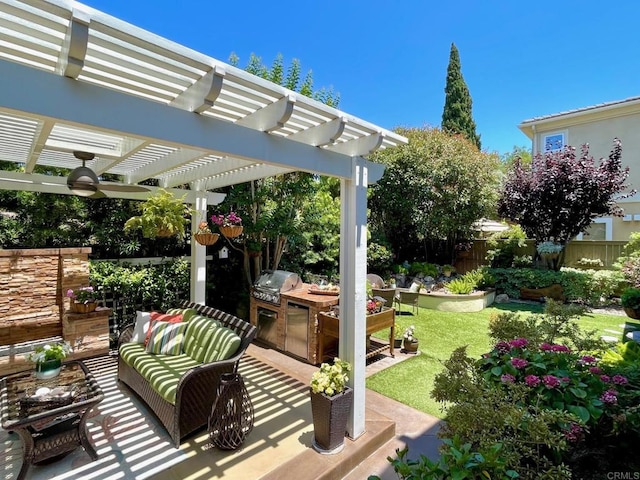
[{"x1": 117, "y1": 301, "x2": 256, "y2": 447}]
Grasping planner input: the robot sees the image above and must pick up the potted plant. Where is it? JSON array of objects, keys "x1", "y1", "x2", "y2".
[
  {"x1": 536, "y1": 241, "x2": 563, "y2": 259},
  {"x1": 211, "y1": 211, "x2": 243, "y2": 238},
  {"x1": 442, "y1": 264, "x2": 455, "y2": 278},
  {"x1": 193, "y1": 220, "x2": 220, "y2": 246},
  {"x1": 27, "y1": 341, "x2": 72, "y2": 379},
  {"x1": 403, "y1": 325, "x2": 419, "y2": 353},
  {"x1": 309, "y1": 357, "x2": 353, "y2": 453},
  {"x1": 621, "y1": 287, "x2": 640, "y2": 319},
  {"x1": 66, "y1": 286, "x2": 97, "y2": 313},
  {"x1": 393, "y1": 323, "x2": 403, "y2": 349},
  {"x1": 124, "y1": 189, "x2": 190, "y2": 239}
]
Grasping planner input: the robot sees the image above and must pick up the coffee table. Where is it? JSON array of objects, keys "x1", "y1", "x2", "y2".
[{"x1": 0, "y1": 360, "x2": 104, "y2": 480}]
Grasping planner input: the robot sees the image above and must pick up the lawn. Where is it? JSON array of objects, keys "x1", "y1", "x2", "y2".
[{"x1": 367, "y1": 302, "x2": 628, "y2": 419}]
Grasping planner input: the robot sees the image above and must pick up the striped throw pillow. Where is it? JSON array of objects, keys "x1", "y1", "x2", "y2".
[{"x1": 146, "y1": 321, "x2": 187, "y2": 355}]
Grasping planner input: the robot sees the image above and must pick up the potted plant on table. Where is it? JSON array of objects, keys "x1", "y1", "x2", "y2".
[
  {"x1": 66, "y1": 286, "x2": 97, "y2": 313},
  {"x1": 27, "y1": 341, "x2": 72, "y2": 379},
  {"x1": 211, "y1": 211, "x2": 243, "y2": 238},
  {"x1": 309, "y1": 357, "x2": 353, "y2": 453}
]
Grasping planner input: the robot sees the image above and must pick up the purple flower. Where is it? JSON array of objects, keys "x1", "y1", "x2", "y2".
[
  {"x1": 564, "y1": 423, "x2": 584, "y2": 443},
  {"x1": 561, "y1": 376, "x2": 571, "y2": 384},
  {"x1": 551, "y1": 344, "x2": 570, "y2": 353},
  {"x1": 539, "y1": 343, "x2": 553, "y2": 351},
  {"x1": 543, "y1": 375, "x2": 561, "y2": 389},
  {"x1": 600, "y1": 389, "x2": 618, "y2": 405},
  {"x1": 612, "y1": 374, "x2": 629, "y2": 385},
  {"x1": 579, "y1": 355, "x2": 597, "y2": 365},
  {"x1": 495, "y1": 341, "x2": 511, "y2": 354},
  {"x1": 525, "y1": 375, "x2": 541, "y2": 387},
  {"x1": 509, "y1": 338, "x2": 529, "y2": 349},
  {"x1": 589, "y1": 366, "x2": 602, "y2": 375},
  {"x1": 600, "y1": 375, "x2": 611, "y2": 383},
  {"x1": 511, "y1": 357, "x2": 529, "y2": 369},
  {"x1": 501, "y1": 374, "x2": 516, "y2": 384}
]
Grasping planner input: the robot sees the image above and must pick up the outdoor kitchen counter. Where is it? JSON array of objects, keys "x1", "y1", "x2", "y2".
[{"x1": 280, "y1": 287, "x2": 339, "y2": 308}]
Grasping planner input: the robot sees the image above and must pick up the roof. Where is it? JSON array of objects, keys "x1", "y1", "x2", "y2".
[
  {"x1": 519, "y1": 95, "x2": 640, "y2": 139},
  {"x1": 0, "y1": 0, "x2": 407, "y2": 200}
]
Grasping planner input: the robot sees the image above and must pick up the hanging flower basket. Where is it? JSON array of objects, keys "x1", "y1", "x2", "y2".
[
  {"x1": 220, "y1": 225, "x2": 243, "y2": 238},
  {"x1": 156, "y1": 227, "x2": 174, "y2": 237},
  {"x1": 194, "y1": 233, "x2": 220, "y2": 246}
]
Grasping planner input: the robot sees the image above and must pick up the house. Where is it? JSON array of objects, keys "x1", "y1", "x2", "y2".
[{"x1": 519, "y1": 96, "x2": 640, "y2": 241}]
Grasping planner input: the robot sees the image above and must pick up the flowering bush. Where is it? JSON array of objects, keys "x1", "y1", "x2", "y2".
[
  {"x1": 196, "y1": 220, "x2": 212, "y2": 234},
  {"x1": 310, "y1": 358, "x2": 351, "y2": 396},
  {"x1": 211, "y1": 212, "x2": 242, "y2": 227},
  {"x1": 66, "y1": 286, "x2": 95, "y2": 304},
  {"x1": 27, "y1": 341, "x2": 71, "y2": 363}
]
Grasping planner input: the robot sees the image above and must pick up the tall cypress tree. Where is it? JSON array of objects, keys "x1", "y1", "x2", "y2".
[{"x1": 441, "y1": 43, "x2": 481, "y2": 149}]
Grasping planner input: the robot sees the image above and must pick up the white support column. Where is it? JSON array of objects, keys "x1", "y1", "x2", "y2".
[
  {"x1": 339, "y1": 157, "x2": 368, "y2": 440},
  {"x1": 190, "y1": 193, "x2": 208, "y2": 304}
]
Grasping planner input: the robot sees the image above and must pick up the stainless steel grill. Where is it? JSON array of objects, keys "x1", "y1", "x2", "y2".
[{"x1": 251, "y1": 270, "x2": 302, "y2": 305}]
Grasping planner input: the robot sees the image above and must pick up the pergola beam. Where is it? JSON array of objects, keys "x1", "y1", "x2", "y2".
[{"x1": 126, "y1": 147, "x2": 207, "y2": 184}]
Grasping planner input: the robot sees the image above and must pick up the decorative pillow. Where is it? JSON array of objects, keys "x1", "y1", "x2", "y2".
[
  {"x1": 166, "y1": 307, "x2": 198, "y2": 323},
  {"x1": 144, "y1": 312, "x2": 183, "y2": 346},
  {"x1": 409, "y1": 282, "x2": 421, "y2": 293},
  {"x1": 145, "y1": 321, "x2": 187, "y2": 355},
  {"x1": 130, "y1": 311, "x2": 151, "y2": 343}
]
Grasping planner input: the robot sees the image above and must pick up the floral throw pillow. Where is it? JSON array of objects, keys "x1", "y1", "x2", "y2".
[{"x1": 145, "y1": 321, "x2": 187, "y2": 355}]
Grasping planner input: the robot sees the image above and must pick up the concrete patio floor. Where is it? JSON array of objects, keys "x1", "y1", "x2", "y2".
[{"x1": 2, "y1": 343, "x2": 442, "y2": 480}]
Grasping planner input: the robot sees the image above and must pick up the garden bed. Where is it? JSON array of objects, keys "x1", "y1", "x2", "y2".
[{"x1": 417, "y1": 288, "x2": 496, "y2": 312}]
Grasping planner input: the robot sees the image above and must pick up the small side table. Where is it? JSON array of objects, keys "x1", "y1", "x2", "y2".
[
  {"x1": 208, "y1": 373, "x2": 254, "y2": 450},
  {"x1": 0, "y1": 361, "x2": 104, "y2": 480}
]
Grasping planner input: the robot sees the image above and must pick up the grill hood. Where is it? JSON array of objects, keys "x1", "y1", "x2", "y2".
[{"x1": 253, "y1": 270, "x2": 302, "y2": 293}]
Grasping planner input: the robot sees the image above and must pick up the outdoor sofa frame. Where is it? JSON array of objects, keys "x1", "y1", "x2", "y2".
[{"x1": 117, "y1": 301, "x2": 257, "y2": 447}]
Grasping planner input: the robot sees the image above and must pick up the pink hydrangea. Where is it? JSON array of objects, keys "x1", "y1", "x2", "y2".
[
  {"x1": 539, "y1": 343, "x2": 553, "y2": 351},
  {"x1": 612, "y1": 374, "x2": 628, "y2": 385},
  {"x1": 525, "y1": 375, "x2": 541, "y2": 387},
  {"x1": 501, "y1": 374, "x2": 516, "y2": 384},
  {"x1": 511, "y1": 357, "x2": 528, "y2": 369},
  {"x1": 551, "y1": 344, "x2": 570, "y2": 353},
  {"x1": 579, "y1": 355, "x2": 597, "y2": 365},
  {"x1": 600, "y1": 389, "x2": 618, "y2": 405},
  {"x1": 509, "y1": 338, "x2": 529, "y2": 349},
  {"x1": 589, "y1": 366, "x2": 602, "y2": 375},
  {"x1": 600, "y1": 374, "x2": 611, "y2": 383},
  {"x1": 543, "y1": 375, "x2": 561, "y2": 389},
  {"x1": 564, "y1": 423, "x2": 584, "y2": 443},
  {"x1": 495, "y1": 341, "x2": 511, "y2": 354}
]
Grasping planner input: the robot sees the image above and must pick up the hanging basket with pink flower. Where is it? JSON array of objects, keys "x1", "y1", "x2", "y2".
[{"x1": 212, "y1": 212, "x2": 243, "y2": 238}]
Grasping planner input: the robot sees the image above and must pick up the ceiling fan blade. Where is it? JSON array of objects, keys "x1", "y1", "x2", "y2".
[
  {"x1": 90, "y1": 190, "x2": 107, "y2": 199},
  {"x1": 97, "y1": 184, "x2": 150, "y2": 193}
]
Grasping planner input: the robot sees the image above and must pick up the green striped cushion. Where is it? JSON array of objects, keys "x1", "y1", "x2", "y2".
[
  {"x1": 183, "y1": 315, "x2": 221, "y2": 362},
  {"x1": 166, "y1": 307, "x2": 198, "y2": 322},
  {"x1": 146, "y1": 321, "x2": 187, "y2": 355},
  {"x1": 201, "y1": 325, "x2": 241, "y2": 362}
]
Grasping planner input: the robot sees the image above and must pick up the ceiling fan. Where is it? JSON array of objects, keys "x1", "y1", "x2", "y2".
[{"x1": 67, "y1": 151, "x2": 150, "y2": 197}]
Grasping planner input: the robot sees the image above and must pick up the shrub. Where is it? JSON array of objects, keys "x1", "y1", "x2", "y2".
[
  {"x1": 446, "y1": 276, "x2": 475, "y2": 294},
  {"x1": 621, "y1": 287, "x2": 640, "y2": 310},
  {"x1": 620, "y1": 257, "x2": 640, "y2": 288},
  {"x1": 485, "y1": 225, "x2": 527, "y2": 268}
]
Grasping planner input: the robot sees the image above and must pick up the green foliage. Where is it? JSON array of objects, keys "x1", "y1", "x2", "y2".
[
  {"x1": 488, "y1": 267, "x2": 624, "y2": 306},
  {"x1": 123, "y1": 189, "x2": 190, "y2": 239},
  {"x1": 601, "y1": 341, "x2": 640, "y2": 367},
  {"x1": 369, "y1": 127, "x2": 500, "y2": 262},
  {"x1": 614, "y1": 231, "x2": 640, "y2": 268},
  {"x1": 409, "y1": 261, "x2": 439, "y2": 278},
  {"x1": 372, "y1": 439, "x2": 518, "y2": 480},
  {"x1": 441, "y1": 43, "x2": 481, "y2": 149},
  {"x1": 485, "y1": 225, "x2": 528, "y2": 268},
  {"x1": 367, "y1": 242, "x2": 394, "y2": 273},
  {"x1": 501, "y1": 146, "x2": 532, "y2": 172},
  {"x1": 621, "y1": 287, "x2": 640, "y2": 310},
  {"x1": 446, "y1": 268, "x2": 488, "y2": 294}
]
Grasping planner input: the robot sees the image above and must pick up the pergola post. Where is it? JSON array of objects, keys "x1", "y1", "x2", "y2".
[
  {"x1": 190, "y1": 193, "x2": 208, "y2": 304},
  {"x1": 339, "y1": 157, "x2": 368, "y2": 439}
]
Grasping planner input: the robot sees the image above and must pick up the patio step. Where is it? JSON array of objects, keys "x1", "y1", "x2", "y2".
[{"x1": 261, "y1": 408, "x2": 395, "y2": 480}]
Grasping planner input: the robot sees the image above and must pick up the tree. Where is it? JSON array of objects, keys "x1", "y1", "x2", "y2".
[
  {"x1": 441, "y1": 43, "x2": 481, "y2": 150},
  {"x1": 501, "y1": 145, "x2": 532, "y2": 171},
  {"x1": 497, "y1": 139, "x2": 633, "y2": 251},
  {"x1": 369, "y1": 127, "x2": 500, "y2": 263}
]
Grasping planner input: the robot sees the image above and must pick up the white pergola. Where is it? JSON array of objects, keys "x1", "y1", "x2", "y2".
[{"x1": 0, "y1": 0, "x2": 407, "y2": 439}]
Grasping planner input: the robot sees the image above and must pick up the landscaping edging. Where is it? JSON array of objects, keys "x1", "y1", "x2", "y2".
[{"x1": 417, "y1": 289, "x2": 496, "y2": 313}]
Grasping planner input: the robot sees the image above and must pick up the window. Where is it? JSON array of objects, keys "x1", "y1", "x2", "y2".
[
  {"x1": 543, "y1": 132, "x2": 566, "y2": 153},
  {"x1": 576, "y1": 218, "x2": 612, "y2": 241}
]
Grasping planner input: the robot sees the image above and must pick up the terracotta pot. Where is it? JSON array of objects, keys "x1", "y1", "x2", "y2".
[
  {"x1": 194, "y1": 233, "x2": 220, "y2": 246},
  {"x1": 220, "y1": 225, "x2": 243, "y2": 238},
  {"x1": 70, "y1": 301, "x2": 97, "y2": 314},
  {"x1": 310, "y1": 387, "x2": 353, "y2": 453}
]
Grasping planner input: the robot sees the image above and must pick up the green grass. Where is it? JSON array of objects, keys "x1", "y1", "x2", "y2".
[{"x1": 367, "y1": 303, "x2": 626, "y2": 419}]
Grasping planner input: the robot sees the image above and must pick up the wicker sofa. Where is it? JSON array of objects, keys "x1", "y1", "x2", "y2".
[{"x1": 117, "y1": 301, "x2": 256, "y2": 447}]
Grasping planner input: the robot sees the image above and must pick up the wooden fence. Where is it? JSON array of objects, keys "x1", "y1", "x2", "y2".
[{"x1": 455, "y1": 240, "x2": 628, "y2": 273}]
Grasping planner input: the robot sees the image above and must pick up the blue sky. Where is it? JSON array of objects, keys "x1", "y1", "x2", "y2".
[{"x1": 82, "y1": 0, "x2": 640, "y2": 156}]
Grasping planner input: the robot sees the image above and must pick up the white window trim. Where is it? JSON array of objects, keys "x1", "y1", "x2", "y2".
[
  {"x1": 576, "y1": 217, "x2": 613, "y2": 241},
  {"x1": 540, "y1": 130, "x2": 568, "y2": 154}
]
